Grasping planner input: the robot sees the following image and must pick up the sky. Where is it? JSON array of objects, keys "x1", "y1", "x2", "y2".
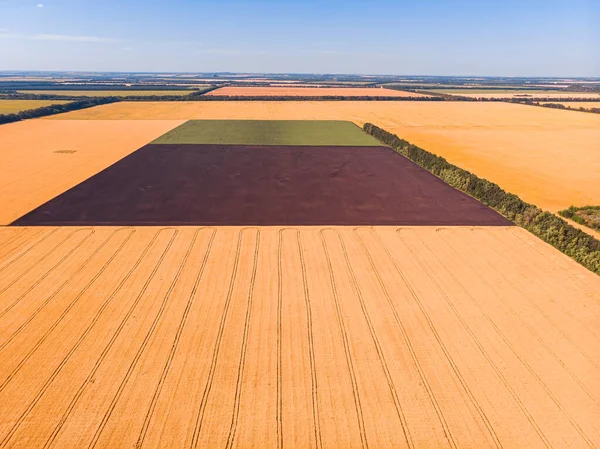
[{"x1": 0, "y1": 0, "x2": 598, "y2": 76}]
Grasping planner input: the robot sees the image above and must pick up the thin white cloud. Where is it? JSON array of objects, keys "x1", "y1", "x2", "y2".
[
  {"x1": 33, "y1": 34, "x2": 119, "y2": 43},
  {"x1": 0, "y1": 32, "x2": 120, "y2": 43},
  {"x1": 37, "y1": 3, "x2": 43, "y2": 8}
]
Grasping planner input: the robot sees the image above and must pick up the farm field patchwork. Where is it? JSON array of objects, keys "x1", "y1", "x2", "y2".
[
  {"x1": 0, "y1": 99, "x2": 71, "y2": 114},
  {"x1": 0, "y1": 119, "x2": 185, "y2": 225},
  {"x1": 2, "y1": 110, "x2": 600, "y2": 448},
  {"x1": 151, "y1": 119, "x2": 381, "y2": 145},
  {"x1": 49, "y1": 101, "x2": 600, "y2": 212},
  {"x1": 205, "y1": 86, "x2": 423, "y2": 97},
  {"x1": 0, "y1": 225, "x2": 599, "y2": 448},
  {"x1": 18, "y1": 90, "x2": 198, "y2": 97}
]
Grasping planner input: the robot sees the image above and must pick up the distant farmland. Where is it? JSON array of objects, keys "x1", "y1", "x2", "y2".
[
  {"x1": 18, "y1": 90, "x2": 197, "y2": 97},
  {"x1": 205, "y1": 86, "x2": 422, "y2": 97},
  {"x1": 428, "y1": 89, "x2": 600, "y2": 99},
  {"x1": 0, "y1": 99, "x2": 71, "y2": 114}
]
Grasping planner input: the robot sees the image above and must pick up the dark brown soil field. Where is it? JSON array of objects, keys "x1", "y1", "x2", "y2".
[{"x1": 12, "y1": 144, "x2": 512, "y2": 226}]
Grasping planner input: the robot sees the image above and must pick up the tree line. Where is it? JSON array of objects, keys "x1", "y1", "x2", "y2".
[
  {"x1": 0, "y1": 97, "x2": 120, "y2": 125},
  {"x1": 363, "y1": 123, "x2": 600, "y2": 275}
]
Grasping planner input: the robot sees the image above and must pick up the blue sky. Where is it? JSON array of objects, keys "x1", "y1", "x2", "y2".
[{"x1": 0, "y1": 0, "x2": 598, "y2": 76}]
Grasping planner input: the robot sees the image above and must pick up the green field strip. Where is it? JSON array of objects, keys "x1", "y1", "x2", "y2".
[{"x1": 150, "y1": 120, "x2": 382, "y2": 146}]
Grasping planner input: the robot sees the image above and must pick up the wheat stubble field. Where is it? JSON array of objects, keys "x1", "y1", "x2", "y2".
[
  {"x1": 1, "y1": 112, "x2": 599, "y2": 448},
  {"x1": 1, "y1": 226, "x2": 599, "y2": 448}
]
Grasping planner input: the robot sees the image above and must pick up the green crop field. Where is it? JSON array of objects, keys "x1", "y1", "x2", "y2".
[
  {"x1": 0, "y1": 99, "x2": 71, "y2": 114},
  {"x1": 18, "y1": 90, "x2": 200, "y2": 97},
  {"x1": 151, "y1": 120, "x2": 382, "y2": 146}
]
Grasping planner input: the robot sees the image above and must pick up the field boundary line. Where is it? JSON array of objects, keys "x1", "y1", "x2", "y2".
[
  {"x1": 319, "y1": 229, "x2": 368, "y2": 449},
  {"x1": 41, "y1": 228, "x2": 178, "y2": 449},
  {"x1": 354, "y1": 227, "x2": 457, "y2": 449}
]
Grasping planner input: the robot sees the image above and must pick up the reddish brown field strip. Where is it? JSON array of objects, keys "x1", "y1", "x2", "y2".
[
  {"x1": 12, "y1": 145, "x2": 510, "y2": 226},
  {"x1": 0, "y1": 226, "x2": 599, "y2": 448}
]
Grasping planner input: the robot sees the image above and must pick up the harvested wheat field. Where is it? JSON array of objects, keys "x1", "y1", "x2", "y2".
[
  {"x1": 51, "y1": 101, "x2": 600, "y2": 212},
  {"x1": 428, "y1": 89, "x2": 600, "y2": 100},
  {"x1": 0, "y1": 225, "x2": 599, "y2": 448},
  {"x1": 205, "y1": 86, "x2": 421, "y2": 97},
  {"x1": 0, "y1": 119, "x2": 184, "y2": 225}
]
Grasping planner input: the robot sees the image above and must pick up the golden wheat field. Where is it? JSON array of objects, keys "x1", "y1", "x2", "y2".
[
  {"x1": 0, "y1": 119, "x2": 184, "y2": 225},
  {"x1": 1, "y1": 225, "x2": 599, "y2": 448},
  {"x1": 49, "y1": 101, "x2": 600, "y2": 212}
]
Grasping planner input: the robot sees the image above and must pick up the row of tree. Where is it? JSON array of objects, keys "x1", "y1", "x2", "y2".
[
  {"x1": 0, "y1": 97, "x2": 120, "y2": 125},
  {"x1": 363, "y1": 123, "x2": 600, "y2": 275}
]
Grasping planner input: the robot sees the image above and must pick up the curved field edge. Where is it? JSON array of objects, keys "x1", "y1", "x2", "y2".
[{"x1": 363, "y1": 123, "x2": 600, "y2": 275}]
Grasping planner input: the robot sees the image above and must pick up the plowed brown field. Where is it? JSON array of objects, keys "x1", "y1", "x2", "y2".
[
  {"x1": 0, "y1": 119, "x2": 184, "y2": 225},
  {"x1": 205, "y1": 86, "x2": 421, "y2": 97},
  {"x1": 49, "y1": 101, "x2": 600, "y2": 212},
  {"x1": 0, "y1": 225, "x2": 599, "y2": 448}
]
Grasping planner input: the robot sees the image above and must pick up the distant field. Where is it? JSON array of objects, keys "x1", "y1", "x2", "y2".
[
  {"x1": 152, "y1": 119, "x2": 381, "y2": 146},
  {"x1": 54, "y1": 101, "x2": 600, "y2": 212},
  {"x1": 18, "y1": 90, "x2": 197, "y2": 97},
  {"x1": 205, "y1": 86, "x2": 422, "y2": 97},
  {"x1": 429, "y1": 89, "x2": 600, "y2": 99},
  {"x1": 0, "y1": 99, "x2": 71, "y2": 114}
]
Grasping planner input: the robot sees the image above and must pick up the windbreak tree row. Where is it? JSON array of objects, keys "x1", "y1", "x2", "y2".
[{"x1": 363, "y1": 122, "x2": 600, "y2": 275}]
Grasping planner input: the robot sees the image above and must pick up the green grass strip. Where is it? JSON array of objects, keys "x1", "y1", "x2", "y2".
[
  {"x1": 152, "y1": 120, "x2": 381, "y2": 146},
  {"x1": 363, "y1": 122, "x2": 600, "y2": 275}
]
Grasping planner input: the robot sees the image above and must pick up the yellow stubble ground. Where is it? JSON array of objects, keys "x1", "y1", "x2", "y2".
[
  {"x1": 0, "y1": 119, "x2": 185, "y2": 225},
  {"x1": 0, "y1": 225, "x2": 599, "y2": 448},
  {"x1": 50, "y1": 101, "x2": 600, "y2": 212}
]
